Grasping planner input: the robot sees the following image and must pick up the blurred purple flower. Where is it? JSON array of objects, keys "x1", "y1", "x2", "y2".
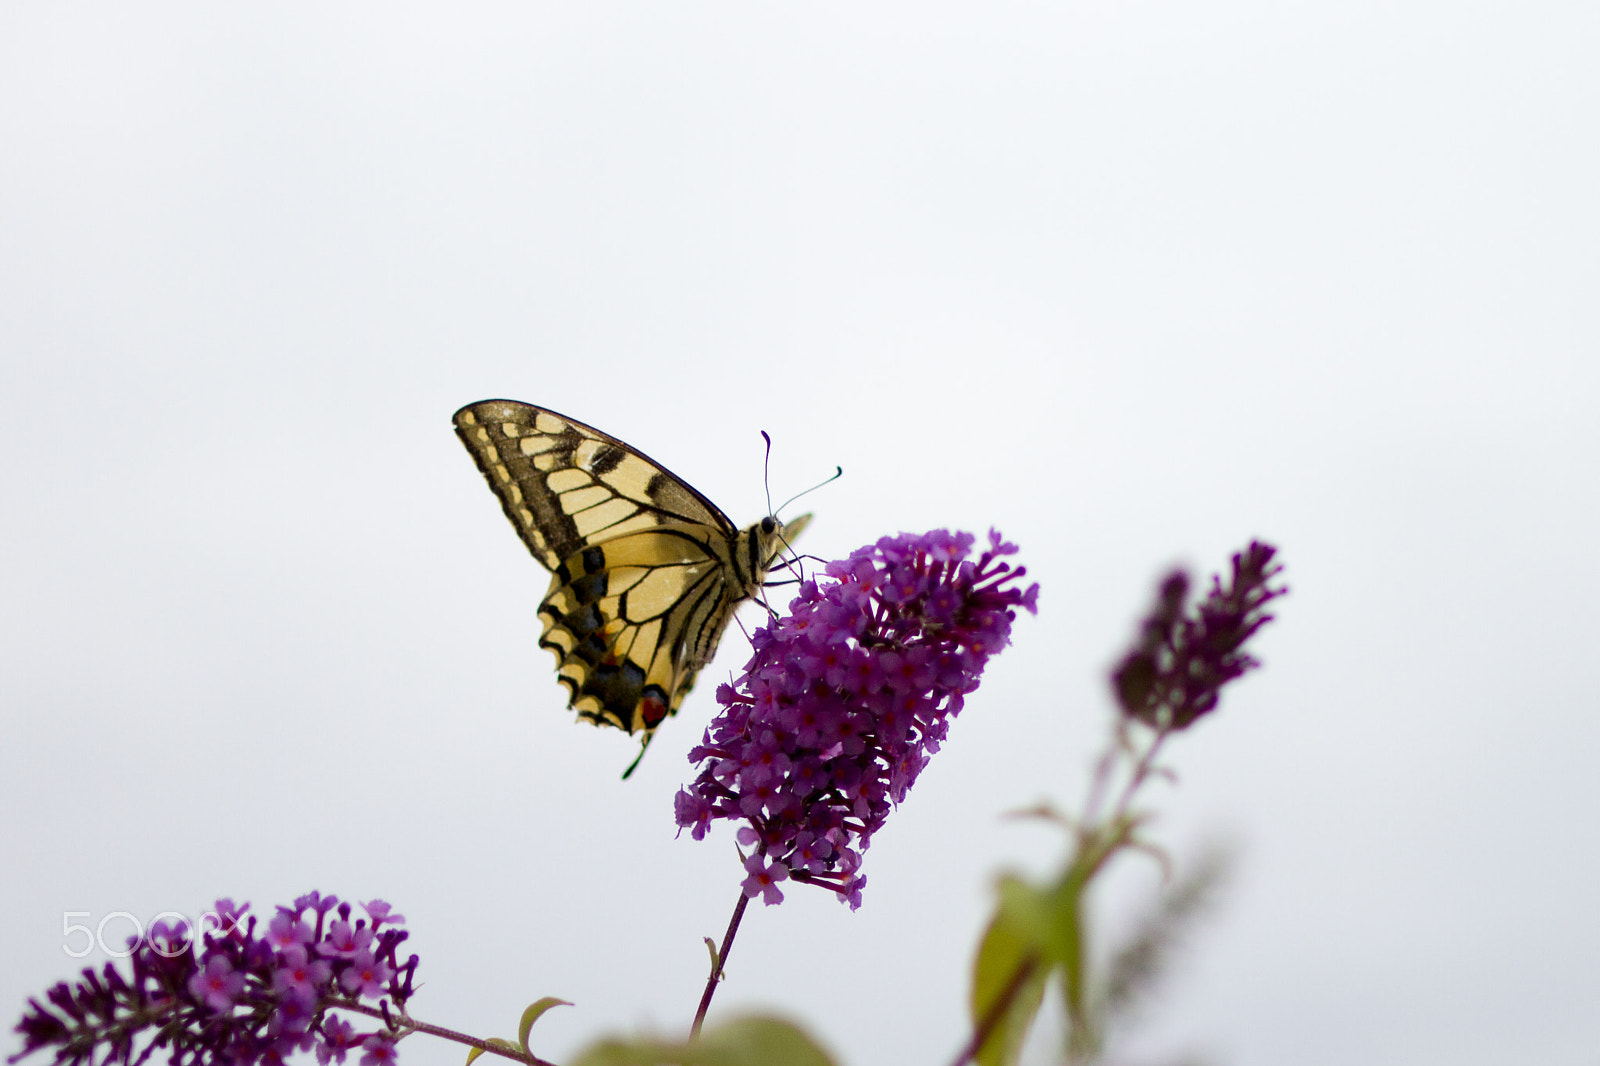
[{"x1": 1112, "y1": 540, "x2": 1287, "y2": 730}]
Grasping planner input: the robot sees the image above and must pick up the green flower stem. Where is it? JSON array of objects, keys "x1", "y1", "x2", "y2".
[{"x1": 1061, "y1": 723, "x2": 1173, "y2": 1060}]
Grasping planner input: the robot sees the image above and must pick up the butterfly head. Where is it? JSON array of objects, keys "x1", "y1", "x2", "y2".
[
  {"x1": 772, "y1": 512, "x2": 811, "y2": 554},
  {"x1": 734, "y1": 512, "x2": 811, "y2": 592}
]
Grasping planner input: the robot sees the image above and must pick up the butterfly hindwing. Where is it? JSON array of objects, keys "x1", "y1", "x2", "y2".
[
  {"x1": 453, "y1": 400, "x2": 805, "y2": 752},
  {"x1": 539, "y1": 526, "x2": 741, "y2": 732}
]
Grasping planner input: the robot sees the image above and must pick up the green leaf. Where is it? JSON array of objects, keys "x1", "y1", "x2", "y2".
[
  {"x1": 1046, "y1": 867, "x2": 1092, "y2": 1053},
  {"x1": 570, "y1": 1015, "x2": 838, "y2": 1066},
  {"x1": 970, "y1": 904, "x2": 1050, "y2": 1066},
  {"x1": 693, "y1": 1018, "x2": 837, "y2": 1066},
  {"x1": 703, "y1": 937, "x2": 721, "y2": 977},
  {"x1": 993, "y1": 875, "x2": 1059, "y2": 959},
  {"x1": 483, "y1": 1038, "x2": 522, "y2": 1055},
  {"x1": 518, "y1": 997, "x2": 573, "y2": 1052},
  {"x1": 464, "y1": 1048, "x2": 486, "y2": 1066}
]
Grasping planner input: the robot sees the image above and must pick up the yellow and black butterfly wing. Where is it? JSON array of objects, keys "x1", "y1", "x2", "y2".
[
  {"x1": 539, "y1": 524, "x2": 748, "y2": 734},
  {"x1": 452, "y1": 400, "x2": 736, "y2": 570},
  {"x1": 453, "y1": 400, "x2": 786, "y2": 746}
]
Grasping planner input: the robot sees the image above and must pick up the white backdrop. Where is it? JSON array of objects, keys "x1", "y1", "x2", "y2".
[{"x1": 3, "y1": 5, "x2": 1597, "y2": 1065}]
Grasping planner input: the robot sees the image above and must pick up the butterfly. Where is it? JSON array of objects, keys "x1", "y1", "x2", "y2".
[{"x1": 452, "y1": 400, "x2": 810, "y2": 773}]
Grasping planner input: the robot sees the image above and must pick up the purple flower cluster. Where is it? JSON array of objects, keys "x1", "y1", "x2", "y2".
[
  {"x1": 1112, "y1": 540, "x2": 1286, "y2": 730},
  {"x1": 12, "y1": 894, "x2": 417, "y2": 1066},
  {"x1": 676, "y1": 529, "x2": 1038, "y2": 908}
]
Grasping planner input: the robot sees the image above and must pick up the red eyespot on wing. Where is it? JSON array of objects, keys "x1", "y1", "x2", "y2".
[{"x1": 638, "y1": 692, "x2": 669, "y2": 730}]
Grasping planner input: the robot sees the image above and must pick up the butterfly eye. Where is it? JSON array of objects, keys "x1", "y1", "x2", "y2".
[{"x1": 761, "y1": 517, "x2": 777, "y2": 534}]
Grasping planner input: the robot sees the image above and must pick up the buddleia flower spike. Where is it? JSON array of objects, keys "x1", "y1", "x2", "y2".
[
  {"x1": 12, "y1": 895, "x2": 418, "y2": 1066},
  {"x1": 676, "y1": 528, "x2": 1039, "y2": 908}
]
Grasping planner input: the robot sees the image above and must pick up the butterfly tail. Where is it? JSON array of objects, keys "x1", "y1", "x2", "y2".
[{"x1": 621, "y1": 731, "x2": 655, "y2": 780}]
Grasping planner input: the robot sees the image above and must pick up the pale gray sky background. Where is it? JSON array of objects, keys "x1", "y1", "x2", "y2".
[{"x1": 2, "y1": 5, "x2": 1596, "y2": 1065}]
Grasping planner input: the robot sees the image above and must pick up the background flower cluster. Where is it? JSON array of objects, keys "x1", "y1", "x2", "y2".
[{"x1": 13, "y1": 894, "x2": 416, "y2": 1066}]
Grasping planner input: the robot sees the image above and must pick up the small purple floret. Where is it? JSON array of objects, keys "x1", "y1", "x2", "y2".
[
  {"x1": 361, "y1": 901, "x2": 404, "y2": 927},
  {"x1": 321, "y1": 919, "x2": 375, "y2": 959},
  {"x1": 337, "y1": 949, "x2": 395, "y2": 999},
  {"x1": 317, "y1": 1015, "x2": 360, "y2": 1065},
  {"x1": 186, "y1": 954, "x2": 245, "y2": 1013},
  {"x1": 740, "y1": 854, "x2": 790, "y2": 906},
  {"x1": 266, "y1": 913, "x2": 315, "y2": 954},
  {"x1": 272, "y1": 945, "x2": 333, "y2": 1006},
  {"x1": 359, "y1": 1034, "x2": 399, "y2": 1066}
]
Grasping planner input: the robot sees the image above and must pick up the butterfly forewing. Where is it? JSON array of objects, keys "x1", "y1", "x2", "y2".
[
  {"x1": 453, "y1": 400, "x2": 733, "y2": 569},
  {"x1": 453, "y1": 400, "x2": 798, "y2": 753}
]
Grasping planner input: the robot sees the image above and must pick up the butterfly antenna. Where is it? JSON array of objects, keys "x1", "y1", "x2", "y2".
[
  {"x1": 761, "y1": 430, "x2": 776, "y2": 517},
  {"x1": 776, "y1": 466, "x2": 843, "y2": 517}
]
